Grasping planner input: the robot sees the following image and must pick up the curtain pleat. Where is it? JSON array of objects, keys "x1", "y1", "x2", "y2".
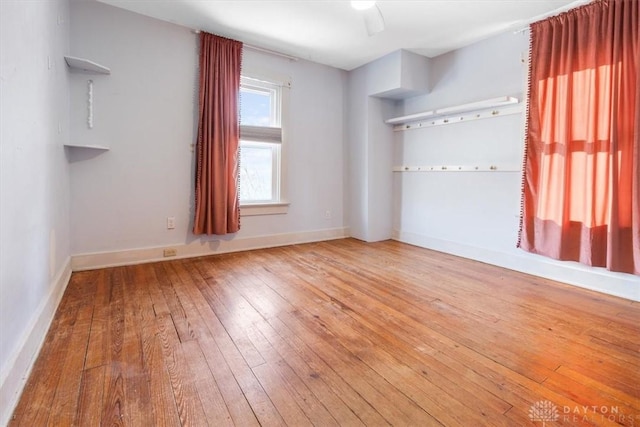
[
  {"x1": 193, "y1": 33, "x2": 243, "y2": 235},
  {"x1": 519, "y1": 0, "x2": 639, "y2": 275}
]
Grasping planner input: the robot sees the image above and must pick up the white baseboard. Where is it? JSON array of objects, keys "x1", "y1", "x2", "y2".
[
  {"x1": 0, "y1": 258, "x2": 72, "y2": 427},
  {"x1": 71, "y1": 227, "x2": 350, "y2": 271},
  {"x1": 393, "y1": 230, "x2": 640, "y2": 302}
]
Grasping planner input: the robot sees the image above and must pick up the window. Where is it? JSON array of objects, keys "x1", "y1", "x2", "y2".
[
  {"x1": 518, "y1": 0, "x2": 639, "y2": 274},
  {"x1": 239, "y1": 76, "x2": 287, "y2": 214}
]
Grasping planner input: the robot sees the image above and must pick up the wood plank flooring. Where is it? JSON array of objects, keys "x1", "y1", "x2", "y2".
[{"x1": 9, "y1": 238, "x2": 640, "y2": 426}]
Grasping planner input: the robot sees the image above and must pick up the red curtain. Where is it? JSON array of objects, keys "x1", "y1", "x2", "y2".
[
  {"x1": 519, "y1": 0, "x2": 639, "y2": 275},
  {"x1": 193, "y1": 33, "x2": 243, "y2": 235}
]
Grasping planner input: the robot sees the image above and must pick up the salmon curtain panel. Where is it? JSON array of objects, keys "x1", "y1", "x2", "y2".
[
  {"x1": 518, "y1": 0, "x2": 640, "y2": 275},
  {"x1": 193, "y1": 32, "x2": 243, "y2": 235}
]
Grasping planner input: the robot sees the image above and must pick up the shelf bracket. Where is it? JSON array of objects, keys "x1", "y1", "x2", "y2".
[{"x1": 87, "y1": 80, "x2": 93, "y2": 129}]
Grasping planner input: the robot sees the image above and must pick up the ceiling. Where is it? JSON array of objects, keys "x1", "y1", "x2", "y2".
[{"x1": 96, "y1": 0, "x2": 590, "y2": 71}]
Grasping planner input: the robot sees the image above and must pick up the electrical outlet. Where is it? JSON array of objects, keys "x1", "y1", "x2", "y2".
[
  {"x1": 163, "y1": 248, "x2": 177, "y2": 257},
  {"x1": 167, "y1": 216, "x2": 175, "y2": 229},
  {"x1": 324, "y1": 210, "x2": 332, "y2": 219}
]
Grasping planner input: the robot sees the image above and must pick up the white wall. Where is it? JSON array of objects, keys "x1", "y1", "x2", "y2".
[
  {"x1": 347, "y1": 64, "x2": 371, "y2": 241},
  {"x1": 241, "y1": 51, "x2": 347, "y2": 236},
  {"x1": 347, "y1": 64, "x2": 395, "y2": 242},
  {"x1": 0, "y1": 0, "x2": 73, "y2": 423},
  {"x1": 393, "y1": 31, "x2": 640, "y2": 301},
  {"x1": 69, "y1": 1, "x2": 347, "y2": 267},
  {"x1": 347, "y1": 50, "x2": 429, "y2": 242}
]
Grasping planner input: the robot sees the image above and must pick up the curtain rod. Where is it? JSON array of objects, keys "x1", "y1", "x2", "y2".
[
  {"x1": 244, "y1": 44, "x2": 299, "y2": 62},
  {"x1": 513, "y1": 0, "x2": 593, "y2": 34},
  {"x1": 191, "y1": 29, "x2": 298, "y2": 61}
]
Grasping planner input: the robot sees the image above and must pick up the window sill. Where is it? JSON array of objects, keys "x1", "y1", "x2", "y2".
[{"x1": 240, "y1": 202, "x2": 290, "y2": 217}]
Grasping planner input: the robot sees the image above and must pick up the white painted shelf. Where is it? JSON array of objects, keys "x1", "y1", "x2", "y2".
[
  {"x1": 64, "y1": 143, "x2": 110, "y2": 151},
  {"x1": 386, "y1": 96, "x2": 519, "y2": 129},
  {"x1": 64, "y1": 56, "x2": 111, "y2": 74}
]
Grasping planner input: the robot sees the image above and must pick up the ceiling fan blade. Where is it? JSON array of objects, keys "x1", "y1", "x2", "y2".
[{"x1": 363, "y1": 5, "x2": 385, "y2": 36}]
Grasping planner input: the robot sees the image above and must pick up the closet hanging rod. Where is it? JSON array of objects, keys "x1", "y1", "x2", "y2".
[
  {"x1": 385, "y1": 96, "x2": 519, "y2": 125},
  {"x1": 389, "y1": 105, "x2": 522, "y2": 131}
]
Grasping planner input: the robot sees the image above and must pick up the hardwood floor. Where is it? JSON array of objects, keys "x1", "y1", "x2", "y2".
[{"x1": 10, "y1": 239, "x2": 640, "y2": 426}]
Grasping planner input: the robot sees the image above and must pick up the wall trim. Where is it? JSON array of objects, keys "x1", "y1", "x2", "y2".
[
  {"x1": 71, "y1": 227, "x2": 350, "y2": 271},
  {"x1": 393, "y1": 230, "x2": 640, "y2": 302},
  {"x1": 0, "y1": 257, "x2": 72, "y2": 426}
]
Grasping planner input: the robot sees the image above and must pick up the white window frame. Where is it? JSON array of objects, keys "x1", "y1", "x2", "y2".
[
  {"x1": 239, "y1": 140, "x2": 280, "y2": 202},
  {"x1": 239, "y1": 74, "x2": 290, "y2": 216},
  {"x1": 241, "y1": 77, "x2": 281, "y2": 126}
]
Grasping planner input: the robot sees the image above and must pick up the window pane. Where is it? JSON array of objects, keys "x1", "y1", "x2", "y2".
[
  {"x1": 239, "y1": 76, "x2": 282, "y2": 206},
  {"x1": 240, "y1": 143, "x2": 274, "y2": 202},
  {"x1": 240, "y1": 88, "x2": 272, "y2": 126}
]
